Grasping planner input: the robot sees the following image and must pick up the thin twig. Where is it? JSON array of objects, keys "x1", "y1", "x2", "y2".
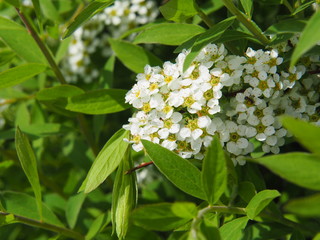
[{"x1": 125, "y1": 161, "x2": 154, "y2": 174}]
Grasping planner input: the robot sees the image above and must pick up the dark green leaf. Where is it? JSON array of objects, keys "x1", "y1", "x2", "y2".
[
  {"x1": 284, "y1": 193, "x2": 320, "y2": 217},
  {"x1": 264, "y1": 19, "x2": 307, "y2": 35},
  {"x1": 253, "y1": 153, "x2": 320, "y2": 190},
  {"x1": 0, "y1": 191, "x2": 63, "y2": 226},
  {"x1": 159, "y1": 0, "x2": 198, "y2": 23},
  {"x1": 142, "y1": 140, "x2": 206, "y2": 200},
  {"x1": 291, "y1": 1, "x2": 315, "y2": 16},
  {"x1": 243, "y1": 222, "x2": 292, "y2": 240},
  {"x1": 132, "y1": 202, "x2": 196, "y2": 231},
  {"x1": 291, "y1": 10, "x2": 320, "y2": 66},
  {"x1": 134, "y1": 23, "x2": 205, "y2": 46},
  {"x1": 0, "y1": 16, "x2": 47, "y2": 64},
  {"x1": 240, "y1": 0, "x2": 253, "y2": 17},
  {"x1": 81, "y1": 129, "x2": 129, "y2": 193},
  {"x1": 220, "y1": 217, "x2": 249, "y2": 240},
  {"x1": 183, "y1": 16, "x2": 236, "y2": 72},
  {"x1": 65, "y1": 192, "x2": 86, "y2": 229},
  {"x1": 281, "y1": 116, "x2": 320, "y2": 155},
  {"x1": 112, "y1": 149, "x2": 137, "y2": 239},
  {"x1": 246, "y1": 190, "x2": 280, "y2": 219},
  {"x1": 0, "y1": 63, "x2": 46, "y2": 90},
  {"x1": 60, "y1": 89, "x2": 130, "y2": 115},
  {"x1": 20, "y1": 123, "x2": 70, "y2": 137},
  {"x1": 63, "y1": 0, "x2": 114, "y2": 38},
  {"x1": 86, "y1": 213, "x2": 111, "y2": 240},
  {"x1": 201, "y1": 136, "x2": 227, "y2": 205},
  {"x1": 109, "y1": 38, "x2": 162, "y2": 73},
  {"x1": 15, "y1": 127, "x2": 42, "y2": 220},
  {"x1": 238, "y1": 181, "x2": 256, "y2": 203},
  {"x1": 4, "y1": 0, "x2": 20, "y2": 8},
  {"x1": 0, "y1": 48, "x2": 15, "y2": 67}
]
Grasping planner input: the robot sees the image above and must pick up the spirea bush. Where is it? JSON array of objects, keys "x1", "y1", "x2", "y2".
[{"x1": 0, "y1": 0, "x2": 320, "y2": 240}]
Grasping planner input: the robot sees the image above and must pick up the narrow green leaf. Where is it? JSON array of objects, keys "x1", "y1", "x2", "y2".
[
  {"x1": 109, "y1": 38, "x2": 162, "y2": 73},
  {"x1": 253, "y1": 153, "x2": 320, "y2": 190},
  {"x1": 0, "y1": 63, "x2": 46, "y2": 90},
  {"x1": 132, "y1": 202, "x2": 196, "y2": 231},
  {"x1": 240, "y1": 0, "x2": 253, "y2": 17},
  {"x1": 36, "y1": 85, "x2": 85, "y2": 101},
  {"x1": 264, "y1": 19, "x2": 307, "y2": 35},
  {"x1": 201, "y1": 136, "x2": 227, "y2": 205},
  {"x1": 0, "y1": 16, "x2": 47, "y2": 64},
  {"x1": 0, "y1": 48, "x2": 15, "y2": 67},
  {"x1": 59, "y1": 89, "x2": 130, "y2": 115},
  {"x1": 65, "y1": 192, "x2": 86, "y2": 229},
  {"x1": 4, "y1": 0, "x2": 20, "y2": 8},
  {"x1": 20, "y1": 123, "x2": 70, "y2": 137},
  {"x1": 246, "y1": 190, "x2": 280, "y2": 219},
  {"x1": 134, "y1": 23, "x2": 205, "y2": 46},
  {"x1": 281, "y1": 116, "x2": 320, "y2": 155},
  {"x1": 142, "y1": 140, "x2": 206, "y2": 200},
  {"x1": 291, "y1": 10, "x2": 320, "y2": 66},
  {"x1": 86, "y1": 213, "x2": 111, "y2": 240},
  {"x1": 15, "y1": 127, "x2": 42, "y2": 220},
  {"x1": 291, "y1": 1, "x2": 316, "y2": 16},
  {"x1": 112, "y1": 149, "x2": 137, "y2": 239},
  {"x1": 183, "y1": 16, "x2": 236, "y2": 72},
  {"x1": 220, "y1": 216, "x2": 249, "y2": 240},
  {"x1": 284, "y1": 193, "x2": 320, "y2": 217},
  {"x1": 0, "y1": 191, "x2": 63, "y2": 227},
  {"x1": 81, "y1": 129, "x2": 129, "y2": 193},
  {"x1": 159, "y1": 0, "x2": 198, "y2": 23},
  {"x1": 63, "y1": 0, "x2": 114, "y2": 39}
]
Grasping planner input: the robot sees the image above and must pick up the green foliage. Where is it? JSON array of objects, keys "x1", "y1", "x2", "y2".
[
  {"x1": 284, "y1": 193, "x2": 320, "y2": 217},
  {"x1": 159, "y1": 0, "x2": 199, "y2": 23}
]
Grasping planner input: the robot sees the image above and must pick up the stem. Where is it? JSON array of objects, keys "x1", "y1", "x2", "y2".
[
  {"x1": 283, "y1": 0, "x2": 294, "y2": 13},
  {"x1": 125, "y1": 161, "x2": 153, "y2": 174},
  {"x1": 0, "y1": 211, "x2": 84, "y2": 240},
  {"x1": 16, "y1": 8, "x2": 67, "y2": 85},
  {"x1": 221, "y1": 0, "x2": 270, "y2": 46},
  {"x1": 197, "y1": 9, "x2": 214, "y2": 28},
  {"x1": 77, "y1": 114, "x2": 99, "y2": 156}
]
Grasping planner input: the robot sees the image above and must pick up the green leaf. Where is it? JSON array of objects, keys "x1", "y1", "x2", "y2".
[
  {"x1": 0, "y1": 63, "x2": 46, "y2": 90},
  {"x1": 281, "y1": 116, "x2": 320, "y2": 155},
  {"x1": 132, "y1": 202, "x2": 196, "y2": 231},
  {"x1": 3, "y1": 0, "x2": 20, "y2": 8},
  {"x1": 81, "y1": 129, "x2": 129, "y2": 193},
  {"x1": 243, "y1": 222, "x2": 292, "y2": 240},
  {"x1": 134, "y1": 23, "x2": 205, "y2": 46},
  {"x1": 291, "y1": 10, "x2": 320, "y2": 66},
  {"x1": 40, "y1": 0, "x2": 63, "y2": 22},
  {"x1": 60, "y1": 89, "x2": 130, "y2": 115},
  {"x1": 0, "y1": 48, "x2": 15, "y2": 66},
  {"x1": 159, "y1": 0, "x2": 198, "y2": 23},
  {"x1": 253, "y1": 153, "x2": 320, "y2": 190},
  {"x1": 109, "y1": 38, "x2": 162, "y2": 73},
  {"x1": 63, "y1": 0, "x2": 114, "y2": 38},
  {"x1": 291, "y1": 1, "x2": 315, "y2": 16},
  {"x1": 220, "y1": 216, "x2": 249, "y2": 240},
  {"x1": 86, "y1": 213, "x2": 111, "y2": 240},
  {"x1": 238, "y1": 181, "x2": 256, "y2": 203},
  {"x1": 0, "y1": 213, "x2": 16, "y2": 226},
  {"x1": 183, "y1": 16, "x2": 236, "y2": 72},
  {"x1": 201, "y1": 136, "x2": 227, "y2": 205},
  {"x1": 0, "y1": 191, "x2": 63, "y2": 227},
  {"x1": 240, "y1": 0, "x2": 253, "y2": 18},
  {"x1": 246, "y1": 190, "x2": 280, "y2": 219},
  {"x1": 15, "y1": 127, "x2": 42, "y2": 220},
  {"x1": 0, "y1": 16, "x2": 46, "y2": 64},
  {"x1": 264, "y1": 19, "x2": 307, "y2": 35},
  {"x1": 20, "y1": 123, "x2": 70, "y2": 137},
  {"x1": 284, "y1": 193, "x2": 320, "y2": 217},
  {"x1": 142, "y1": 140, "x2": 206, "y2": 200},
  {"x1": 36, "y1": 85, "x2": 84, "y2": 101},
  {"x1": 112, "y1": 149, "x2": 137, "y2": 239},
  {"x1": 65, "y1": 192, "x2": 86, "y2": 229}
]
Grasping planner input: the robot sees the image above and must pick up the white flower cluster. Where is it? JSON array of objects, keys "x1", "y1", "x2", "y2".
[
  {"x1": 62, "y1": 0, "x2": 158, "y2": 84},
  {"x1": 123, "y1": 39, "x2": 320, "y2": 165}
]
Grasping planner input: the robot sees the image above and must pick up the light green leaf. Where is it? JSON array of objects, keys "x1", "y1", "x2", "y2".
[
  {"x1": 284, "y1": 193, "x2": 320, "y2": 217},
  {"x1": 220, "y1": 216, "x2": 249, "y2": 240},
  {"x1": 264, "y1": 19, "x2": 307, "y2": 35},
  {"x1": 291, "y1": 1, "x2": 316, "y2": 16},
  {"x1": 63, "y1": 0, "x2": 114, "y2": 38},
  {"x1": 40, "y1": 0, "x2": 63, "y2": 22},
  {"x1": 132, "y1": 202, "x2": 196, "y2": 231},
  {"x1": 253, "y1": 153, "x2": 320, "y2": 190},
  {"x1": 112, "y1": 149, "x2": 137, "y2": 239},
  {"x1": 15, "y1": 127, "x2": 42, "y2": 220},
  {"x1": 159, "y1": 0, "x2": 198, "y2": 23},
  {"x1": 201, "y1": 136, "x2": 227, "y2": 205},
  {"x1": 65, "y1": 192, "x2": 86, "y2": 229},
  {"x1": 4, "y1": 0, "x2": 20, "y2": 8},
  {"x1": 0, "y1": 213, "x2": 16, "y2": 226},
  {"x1": 240, "y1": 0, "x2": 253, "y2": 18},
  {"x1": 81, "y1": 129, "x2": 129, "y2": 193},
  {"x1": 0, "y1": 48, "x2": 15, "y2": 67},
  {"x1": 281, "y1": 116, "x2": 320, "y2": 155},
  {"x1": 20, "y1": 123, "x2": 70, "y2": 137},
  {"x1": 86, "y1": 213, "x2": 111, "y2": 240},
  {"x1": 0, "y1": 16, "x2": 46, "y2": 64},
  {"x1": 183, "y1": 16, "x2": 236, "y2": 72},
  {"x1": 246, "y1": 190, "x2": 280, "y2": 219},
  {"x1": 134, "y1": 23, "x2": 205, "y2": 46},
  {"x1": 0, "y1": 191, "x2": 63, "y2": 227},
  {"x1": 109, "y1": 38, "x2": 162, "y2": 73},
  {"x1": 291, "y1": 10, "x2": 320, "y2": 66},
  {"x1": 0, "y1": 63, "x2": 46, "y2": 90},
  {"x1": 141, "y1": 140, "x2": 206, "y2": 200}
]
